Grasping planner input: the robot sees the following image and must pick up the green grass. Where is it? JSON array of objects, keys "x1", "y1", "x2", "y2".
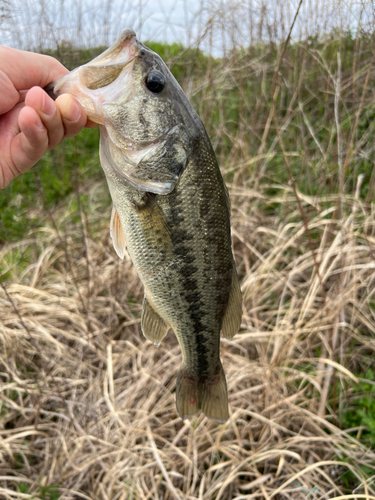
[
  {"x1": 342, "y1": 369, "x2": 375, "y2": 448},
  {"x1": 1, "y1": 128, "x2": 103, "y2": 244},
  {"x1": 17, "y1": 482, "x2": 61, "y2": 500}
]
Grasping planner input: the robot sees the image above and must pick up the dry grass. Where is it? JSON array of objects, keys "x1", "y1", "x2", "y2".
[{"x1": 1, "y1": 175, "x2": 375, "y2": 499}]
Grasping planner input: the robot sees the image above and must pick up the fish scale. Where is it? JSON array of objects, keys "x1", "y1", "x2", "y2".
[{"x1": 44, "y1": 28, "x2": 242, "y2": 422}]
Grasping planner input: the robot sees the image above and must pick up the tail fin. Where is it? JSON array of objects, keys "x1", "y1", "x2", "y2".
[
  {"x1": 201, "y1": 364, "x2": 229, "y2": 422},
  {"x1": 176, "y1": 363, "x2": 229, "y2": 423}
]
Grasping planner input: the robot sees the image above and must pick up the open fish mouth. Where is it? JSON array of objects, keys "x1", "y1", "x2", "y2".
[{"x1": 44, "y1": 28, "x2": 139, "y2": 124}]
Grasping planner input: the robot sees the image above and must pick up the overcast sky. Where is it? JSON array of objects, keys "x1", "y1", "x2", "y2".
[{"x1": 1, "y1": 0, "x2": 374, "y2": 54}]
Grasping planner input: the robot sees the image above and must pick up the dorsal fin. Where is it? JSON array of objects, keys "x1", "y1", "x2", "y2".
[
  {"x1": 110, "y1": 206, "x2": 127, "y2": 260},
  {"x1": 221, "y1": 267, "x2": 242, "y2": 340}
]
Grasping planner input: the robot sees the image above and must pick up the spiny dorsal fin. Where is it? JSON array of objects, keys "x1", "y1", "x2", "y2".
[
  {"x1": 141, "y1": 296, "x2": 169, "y2": 346},
  {"x1": 110, "y1": 206, "x2": 126, "y2": 260},
  {"x1": 221, "y1": 267, "x2": 242, "y2": 340}
]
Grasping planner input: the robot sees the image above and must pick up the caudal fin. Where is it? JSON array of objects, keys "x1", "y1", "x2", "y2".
[
  {"x1": 201, "y1": 364, "x2": 229, "y2": 422},
  {"x1": 176, "y1": 363, "x2": 229, "y2": 423}
]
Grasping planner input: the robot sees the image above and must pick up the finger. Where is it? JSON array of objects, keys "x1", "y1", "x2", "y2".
[
  {"x1": 0, "y1": 46, "x2": 68, "y2": 93},
  {"x1": 25, "y1": 86, "x2": 64, "y2": 149},
  {"x1": 85, "y1": 119, "x2": 99, "y2": 129},
  {"x1": 55, "y1": 94, "x2": 88, "y2": 139},
  {"x1": 0, "y1": 69, "x2": 20, "y2": 114},
  {"x1": 0, "y1": 47, "x2": 69, "y2": 115},
  {"x1": 10, "y1": 106, "x2": 48, "y2": 176}
]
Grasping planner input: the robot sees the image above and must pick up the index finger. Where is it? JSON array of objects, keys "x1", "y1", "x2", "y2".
[
  {"x1": 0, "y1": 46, "x2": 69, "y2": 91},
  {"x1": 0, "y1": 46, "x2": 69, "y2": 115}
]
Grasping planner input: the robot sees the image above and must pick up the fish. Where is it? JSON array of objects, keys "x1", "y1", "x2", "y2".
[{"x1": 45, "y1": 29, "x2": 242, "y2": 422}]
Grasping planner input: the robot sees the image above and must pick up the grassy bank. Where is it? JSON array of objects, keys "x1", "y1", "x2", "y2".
[{"x1": 1, "y1": 32, "x2": 375, "y2": 499}]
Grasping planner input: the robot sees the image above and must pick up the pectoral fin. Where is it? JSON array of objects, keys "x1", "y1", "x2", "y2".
[
  {"x1": 221, "y1": 267, "x2": 242, "y2": 340},
  {"x1": 110, "y1": 206, "x2": 127, "y2": 260},
  {"x1": 133, "y1": 192, "x2": 173, "y2": 257},
  {"x1": 141, "y1": 296, "x2": 169, "y2": 346}
]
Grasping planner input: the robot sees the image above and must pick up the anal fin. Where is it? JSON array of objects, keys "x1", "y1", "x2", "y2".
[
  {"x1": 110, "y1": 206, "x2": 127, "y2": 260},
  {"x1": 176, "y1": 363, "x2": 229, "y2": 423},
  {"x1": 141, "y1": 296, "x2": 169, "y2": 346},
  {"x1": 221, "y1": 267, "x2": 242, "y2": 340}
]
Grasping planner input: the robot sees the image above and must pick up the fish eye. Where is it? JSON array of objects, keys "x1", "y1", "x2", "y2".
[{"x1": 145, "y1": 71, "x2": 165, "y2": 93}]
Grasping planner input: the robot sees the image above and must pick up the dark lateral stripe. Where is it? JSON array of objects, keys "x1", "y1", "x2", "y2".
[
  {"x1": 167, "y1": 187, "x2": 209, "y2": 376},
  {"x1": 186, "y1": 289, "x2": 209, "y2": 376}
]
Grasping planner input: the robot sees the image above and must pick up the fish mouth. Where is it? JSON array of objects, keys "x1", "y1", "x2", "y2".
[
  {"x1": 44, "y1": 29, "x2": 188, "y2": 195},
  {"x1": 44, "y1": 28, "x2": 140, "y2": 124}
]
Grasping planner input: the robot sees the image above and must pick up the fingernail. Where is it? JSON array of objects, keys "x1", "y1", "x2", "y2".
[
  {"x1": 66, "y1": 99, "x2": 81, "y2": 122},
  {"x1": 42, "y1": 93, "x2": 55, "y2": 116}
]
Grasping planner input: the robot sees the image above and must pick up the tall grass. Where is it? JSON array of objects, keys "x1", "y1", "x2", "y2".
[{"x1": 1, "y1": 1, "x2": 375, "y2": 498}]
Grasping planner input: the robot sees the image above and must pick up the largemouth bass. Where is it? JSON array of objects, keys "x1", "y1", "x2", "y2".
[{"x1": 45, "y1": 29, "x2": 242, "y2": 422}]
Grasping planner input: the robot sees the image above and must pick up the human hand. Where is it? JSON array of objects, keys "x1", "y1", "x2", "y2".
[{"x1": 0, "y1": 46, "x2": 97, "y2": 189}]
